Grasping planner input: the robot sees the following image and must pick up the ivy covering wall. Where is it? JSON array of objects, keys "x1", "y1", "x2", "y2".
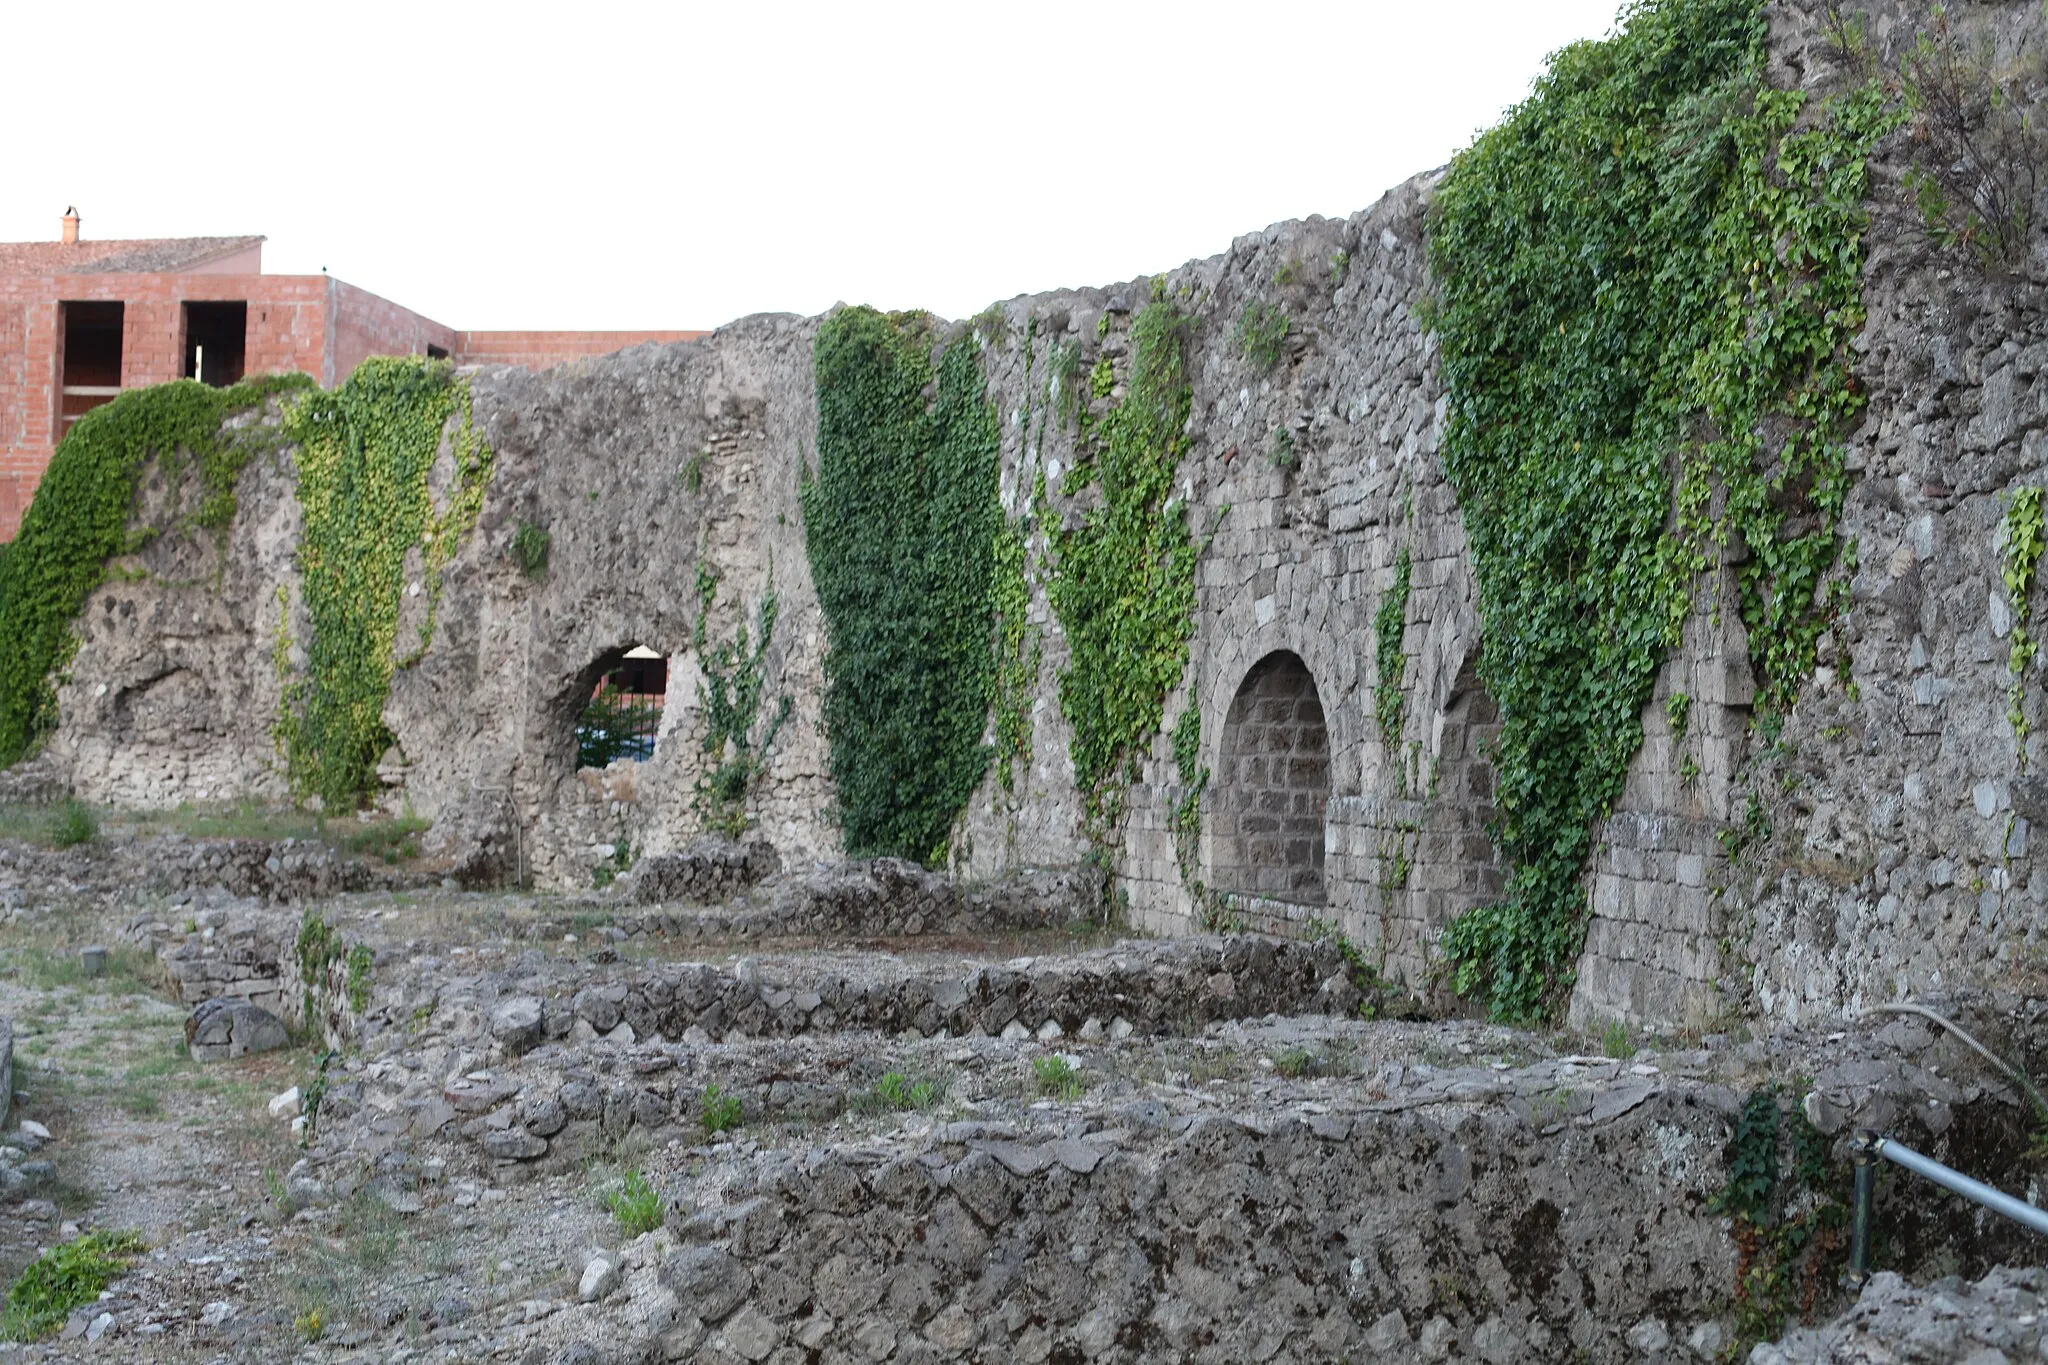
[
  {"x1": 0, "y1": 374, "x2": 313, "y2": 767},
  {"x1": 803, "y1": 308, "x2": 1005, "y2": 864},
  {"x1": 1427, "y1": 0, "x2": 1899, "y2": 1019},
  {"x1": 274, "y1": 357, "x2": 495, "y2": 808},
  {"x1": 1047, "y1": 291, "x2": 1200, "y2": 830}
]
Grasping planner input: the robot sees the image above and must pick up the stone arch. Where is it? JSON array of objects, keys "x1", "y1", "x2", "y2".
[
  {"x1": 1195, "y1": 564, "x2": 1358, "y2": 796},
  {"x1": 561, "y1": 643, "x2": 669, "y2": 769},
  {"x1": 1211, "y1": 650, "x2": 1331, "y2": 904}
]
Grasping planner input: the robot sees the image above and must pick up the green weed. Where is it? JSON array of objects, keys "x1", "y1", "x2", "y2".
[
  {"x1": 701, "y1": 1083, "x2": 743, "y2": 1137},
  {"x1": 606, "y1": 1171, "x2": 664, "y2": 1236},
  {"x1": 0, "y1": 1231, "x2": 147, "y2": 1341},
  {"x1": 1032, "y1": 1054, "x2": 1084, "y2": 1100}
]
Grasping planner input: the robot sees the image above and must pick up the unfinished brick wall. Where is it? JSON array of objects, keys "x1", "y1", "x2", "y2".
[
  {"x1": 453, "y1": 331, "x2": 708, "y2": 370},
  {"x1": 1211, "y1": 651, "x2": 1330, "y2": 905},
  {"x1": 328, "y1": 281, "x2": 458, "y2": 387}
]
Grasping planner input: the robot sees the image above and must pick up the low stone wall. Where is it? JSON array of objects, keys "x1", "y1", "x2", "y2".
[
  {"x1": 157, "y1": 921, "x2": 292, "y2": 1021},
  {"x1": 623, "y1": 840, "x2": 781, "y2": 905},
  {"x1": 554, "y1": 859, "x2": 1099, "y2": 943},
  {"x1": 654, "y1": 1092, "x2": 1737, "y2": 1365},
  {"x1": 143, "y1": 837, "x2": 379, "y2": 903},
  {"x1": 515, "y1": 936, "x2": 1355, "y2": 1054},
  {"x1": 0, "y1": 835, "x2": 399, "y2": 906}
]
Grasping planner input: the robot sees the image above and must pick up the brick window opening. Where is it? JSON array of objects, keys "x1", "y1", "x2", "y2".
[
  {"x1": 574, "y1": 645, "x2": 668, "y2": 768},
  {"x1": 183, "y1": 301, "x2": 248, "y2": 386},
  {"x1": 1212, "y1": 650, "x2": 1330, "y2": 905},
  {"x1": 59, "y1": 301, "x2": 124, "y2": 434},
  {"x1": 425, "y1": 344, "x2": 449, "y2": 360}
]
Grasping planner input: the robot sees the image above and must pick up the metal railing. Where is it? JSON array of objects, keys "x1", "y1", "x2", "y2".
[{"x1": 1845, "y1": 1129, "x2": 2048, "y2": 1288}]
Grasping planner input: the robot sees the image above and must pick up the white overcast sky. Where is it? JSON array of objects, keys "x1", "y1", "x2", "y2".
[{"x1": 3, "y1": 1, "x2": 1624, "y2": 331}]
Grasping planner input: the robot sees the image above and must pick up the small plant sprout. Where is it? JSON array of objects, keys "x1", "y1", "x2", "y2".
[
  {"x1": 607, "y1": 1171, "x2": 663, "y2": 1236},
  {"x1": 701, "y1": 1083, "x2": 743, "y2": 1137},
  {"x1": 874, "y1": 1070, "x2": 942, "y2": 1112},
  {"x1": 47, "y1": 799, "x2": 97, "y2": 849},
  {"x1": 1601, "y1": 1019, "x2": 1632, "y2": 1060},
  {"x1": 1032, "y1": 1054, "x2": 1084, "y2": 1100},
  {"x1": 1274, "y1": 1046, "x2": 1318, "y2": 1078}
]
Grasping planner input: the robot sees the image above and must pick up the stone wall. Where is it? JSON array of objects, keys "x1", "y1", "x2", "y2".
[
  {"x1": 1568, "y1": 0, "x2": 2048, "y2": 1030},
  {"x1": 647, "y1": 1093, "x2": 1738, "y2": 1365},
  {"x1": 17, "y1": 0, "x2": 2048, "y2": 1030}
]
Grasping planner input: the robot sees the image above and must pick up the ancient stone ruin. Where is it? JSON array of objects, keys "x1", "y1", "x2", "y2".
[{"x1": 1, "y1": 0, "x2": 2047, "y2": 1359}]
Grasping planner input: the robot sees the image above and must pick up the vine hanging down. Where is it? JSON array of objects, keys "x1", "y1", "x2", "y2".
[
  {"x1": 803, "y1": 307, "x2": 1005, "y2": 865},
  {"x1": 1047, "y1": 287, "x2": 1202, "y2": 834},
  {"x1": 1427, "y1": 0, "x2": 1900, "y2": 1020},
  {"x1": 0, "y1": 373, "x2": 314, "y2": 768},
  {"x1": 275, "y1": 357, "x2": 496, "y2": 809},
  {"x1": 692, "y1": 564, "x2": 793, "y2": 837}
]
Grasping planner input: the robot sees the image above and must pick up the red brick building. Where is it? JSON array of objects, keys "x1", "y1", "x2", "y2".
[{"x1": 0, "y1": 210, "x2": 707, "y2": 539}]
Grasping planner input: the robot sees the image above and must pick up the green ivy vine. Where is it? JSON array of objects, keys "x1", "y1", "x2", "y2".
[
  {"x1": 1167, "y1": 704, "x2": 1233, "y2": 929},
  {"x1": 275, "y1": 357, "x2": 495, "y2": 809},
  {"x1": 0, "y1": 373, "x2": 314, "y2": 767},
  {"x1": 1427, "y1": 0, "x2": 1902, "y2": 1019},
  {"x1": 1714, "y1": 1086, "x2": 1846, "y2": 1351},
  {"x1": 991, "y1": 319, "x2": 1049, "y2": 798},
  {"x1": 803, "y1": 307, "x2": 1005, "y2": 864},
  {"x1": 1046, "y1": 286, "x2": 1201, "y2": 834},
  {"x1": 2003, "y1": 485, "x2": 2044, "y2": 766},
  {"x1": 692, "y1": 563, "x2": 793, "y2": 837},
  {"x1": 1373, "y1": 545, "x2": 1413, "y2": 748}
]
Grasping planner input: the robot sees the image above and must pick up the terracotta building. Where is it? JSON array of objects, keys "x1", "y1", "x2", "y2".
[{"x1": 0, "y1": 210, "x2": 706, "y2": 539}]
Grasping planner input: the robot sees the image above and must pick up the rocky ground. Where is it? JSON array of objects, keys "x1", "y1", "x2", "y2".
[{"x1": 0, "y1": 816, "x2": 2045, "y2": 1363}]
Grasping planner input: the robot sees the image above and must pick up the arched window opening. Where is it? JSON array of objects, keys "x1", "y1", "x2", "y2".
[
  {"x1": 576, "y1": 645, "x2": 668, "y2": 768},
  {"x1": 1213, "y1": 651, "x2": 1330, "y2": 905}
]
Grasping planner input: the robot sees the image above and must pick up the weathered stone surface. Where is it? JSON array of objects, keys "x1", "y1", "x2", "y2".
[
  {"x1": 0, "y1": 1015, "x2": 11, "y2": 1131},
  {"x1": 183, "y1": 997, "x2": 288, "y2": 1062},
  {"x1": 480, "y1": 1127, "x2": 548, "y2": 1161},
  {"x1": 1756, "y1": 1266, "x2": 2048, "y2": 1363},
  {"x1": 660, "y1": 1246, "x2": 749, "y2": 1325},
  {"x1": 491, "y1": 995, "x2": 546, "y2": 1053}
]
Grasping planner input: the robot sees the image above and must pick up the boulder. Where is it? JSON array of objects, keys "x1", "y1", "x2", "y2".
[
  {"x1": 184, "y1": 998, "x2": 289, "y2": 1062},
  {"x1": 489, "y1": 995, "x2": 546, "y2": 1054}
]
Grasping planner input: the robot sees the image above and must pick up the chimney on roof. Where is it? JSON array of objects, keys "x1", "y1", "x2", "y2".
[{"x1": 61, "y1": 208, "x2": 79, "y2": 245}]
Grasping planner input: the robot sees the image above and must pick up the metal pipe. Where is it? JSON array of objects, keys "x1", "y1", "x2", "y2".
[
  {"x1": 1857, "y1": 1002, "x2": 2048, "y2": 1119},
  {"x1": 1865, "y1": 1131, "x2": 2048, "y2": 1239},
  {"x1": 1845, "y1": 1131, "x2": 1878, "y2": 1289}
]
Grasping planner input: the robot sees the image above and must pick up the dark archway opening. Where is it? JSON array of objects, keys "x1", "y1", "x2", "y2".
[
  {"x1": 1213, "y1": 650, "x2": 1330, "y2": 904},
  {"x1": 574, "y1": 645, "x2": 667, "y2": 768}
]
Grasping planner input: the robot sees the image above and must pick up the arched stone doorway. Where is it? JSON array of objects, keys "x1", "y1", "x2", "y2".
[{"x1": 1212, "y1": 650, "x2": 1330, "y2": 904}]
